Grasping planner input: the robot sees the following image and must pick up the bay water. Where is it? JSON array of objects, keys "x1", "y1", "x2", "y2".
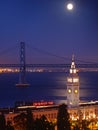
[{"x1": 0, "y1": 72, "x2": 98, "y2": 107}]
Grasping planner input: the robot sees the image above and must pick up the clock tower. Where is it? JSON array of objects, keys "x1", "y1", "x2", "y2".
[{"x1": 66, "y1": 55, "x2": 79, "y2": 108}]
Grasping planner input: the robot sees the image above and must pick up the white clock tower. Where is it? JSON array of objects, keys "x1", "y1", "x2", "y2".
[{"x1": 66, "y1": 55, "x2": 79, "y2": 108}]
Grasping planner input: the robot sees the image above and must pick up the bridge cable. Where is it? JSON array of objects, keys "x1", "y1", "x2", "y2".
[
  {"x1": 26, "y1": 43, "x2": 98, "y2": 64},
  {"x1": 0, "y1": 44, "x2": 18, "y2": 57}
]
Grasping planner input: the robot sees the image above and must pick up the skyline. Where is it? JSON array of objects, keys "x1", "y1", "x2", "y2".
[{"x1": 0, "y1": 0, "x2": 98, "y2": 64}]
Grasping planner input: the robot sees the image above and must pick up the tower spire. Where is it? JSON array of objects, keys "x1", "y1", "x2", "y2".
[
  {"x1": 70, "y1": 54, "x2": 76, "y2": 74},
  {"x1": 72, "y1": 54, "x2": 74, "y2": 62}
]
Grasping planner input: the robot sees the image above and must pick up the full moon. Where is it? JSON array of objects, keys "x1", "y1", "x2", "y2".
[{"x1": 67, "y1": 3, "x2": 73, "y2": 10}]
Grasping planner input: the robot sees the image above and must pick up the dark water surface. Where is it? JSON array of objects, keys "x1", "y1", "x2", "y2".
[{"x1": 0, "y1": 72, "x2": 98, "y2": 107}]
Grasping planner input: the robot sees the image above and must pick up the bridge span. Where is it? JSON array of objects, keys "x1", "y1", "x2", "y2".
[{"x1": 1, "y1": 42, "x2": 98, "y2": 87}]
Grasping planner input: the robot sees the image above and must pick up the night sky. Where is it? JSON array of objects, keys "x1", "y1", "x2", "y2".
[{"x1": 0, "y1": 0, "x2": 98, "y2": 64}]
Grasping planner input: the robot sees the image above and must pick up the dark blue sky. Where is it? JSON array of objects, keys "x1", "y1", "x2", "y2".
[{"x1": 0, "y1": 0, "x2": 98, "y2": 64}]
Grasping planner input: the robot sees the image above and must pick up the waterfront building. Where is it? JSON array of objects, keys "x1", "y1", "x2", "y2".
[
  {"x1": 3, "y1": 101, "x2": 98, "y2": 129},
  {"x1": 1, "y1": 100, "x2": 98, "y2": 130},
  {"x1": 5, "y1": 101, "x2": 58, "y2": 124},
  {"x1": 66, "y1": 55, "x2": 80, "y2": 108}
]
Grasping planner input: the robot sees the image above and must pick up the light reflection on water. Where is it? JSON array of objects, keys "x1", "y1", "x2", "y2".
[{"x1": 0, "y1": 72, "x2": 98, "y2": 107}]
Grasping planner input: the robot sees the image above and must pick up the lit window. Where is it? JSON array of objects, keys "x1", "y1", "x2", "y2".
[
  {"x1": 67, "y1": 78, "x2": 72, "y2": 82},
  {"x1": 70, "y1": 69, "x2": 72, "y2": 73},
  {"x1": 70, "y1": 102, "x2": 72, "y2": 105},
  {"x1": 73, "y1": 78, "x2": 79, "y2": 83},
  {"x1": 70, "y1": 68, "x2": 77, "y2": 73},
  {"x1": 72, "y1": 62, "x2": 75, "y2": 66},
  {"x1": 73, "y1": 69, "x2": 76, "y2": 73}
]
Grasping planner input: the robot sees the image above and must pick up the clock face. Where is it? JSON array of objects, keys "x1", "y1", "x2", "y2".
[{"x1": 74, "y1": 89, "x2": 78, "y2": 94}]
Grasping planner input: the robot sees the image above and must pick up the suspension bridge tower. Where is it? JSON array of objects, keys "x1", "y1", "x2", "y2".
[
  {"x1": 16, "y1": 42, "x2": 30, "y2": 87},
  {"x1": 66, "y1": 55, "x2": 79, "y2": 108}
]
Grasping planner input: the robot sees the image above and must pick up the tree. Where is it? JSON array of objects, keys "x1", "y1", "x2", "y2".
[
  {"x1": 6, "y1": 121, "x2": 14, "y2": 130},
  {"x1": 57, "y1": 104, "x2": 71, "y2": 130},
  {"x1": 34, "y1": 115, "x2": 47, "y2": 130},
  {"x1": 0, "y1": 113, "x2": 6, "y2": 130},
  {"x1": 73, "y1": 124, "x2": 80, "y2": 130},
  {"x1": 81, "y1": 120, "x2": 90, "y2": 130},
  {"x1": 13, "y1": 112, "x2": 27, "y2": 130},
  {"x1": 26, "y1": 108, "x2": 34, "y2": 130},
  {"x1": 34, "y1": 115, "x2": 55, "y2": 130}
]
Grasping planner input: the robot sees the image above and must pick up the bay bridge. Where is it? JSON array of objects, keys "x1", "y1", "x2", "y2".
[
  {"x1": 0, "y1": 42, "x2": 98, "y2": 87},
  {"x1": 0, "y1": 63, "x2": 98, "y2": 68}
]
